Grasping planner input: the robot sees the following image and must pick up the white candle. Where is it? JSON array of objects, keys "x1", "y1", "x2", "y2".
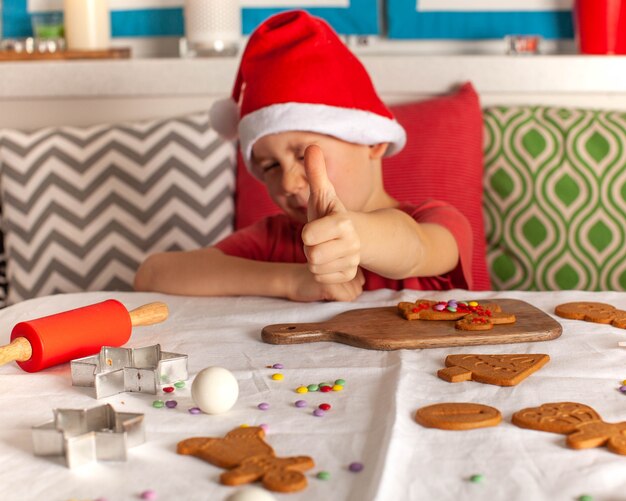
[{"x1": 63, "y1": 0, "x2": 111, "y2": 50}]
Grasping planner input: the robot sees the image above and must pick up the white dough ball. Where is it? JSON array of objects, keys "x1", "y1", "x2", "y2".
[
  {"x1": 226, "y1": 487, "x2": 276, "y2": 501},
  {"x1": 191, "y1": 366, "x2": 239, "y2": 414}
]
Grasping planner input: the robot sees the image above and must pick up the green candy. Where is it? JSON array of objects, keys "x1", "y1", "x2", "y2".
[
  {"x1": 152, "y1": 400, "x2": 165, "y2": 408},
  {"x1": 307, "y1": 384, "x2": 319, "y2": 392},
  {"x1": 469, "y1": 474, "x2": 484, "y2": 483},
  {"x1": 335, "y1": 379, "x2": 346, "y2": 386},
  {"x1": 174, "y1": 381, "x2": 186, "y2": 389},
  {"x1": 316, "y1": 471, "x2": 330, "y2": 480},
  {"x1": 578, "y1": 496, "x2": 593, "y2": 501}
]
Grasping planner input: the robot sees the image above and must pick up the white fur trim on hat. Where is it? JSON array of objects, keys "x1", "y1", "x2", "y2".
[{"x1": 238, "y1": 102, "x2": 407, "y2": 172}]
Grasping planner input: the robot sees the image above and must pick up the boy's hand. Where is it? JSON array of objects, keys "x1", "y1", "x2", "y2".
[
  {"x1": 288, "y1": 266, "x2": 365, "y2": 302},
  {"x1": 302, "y1": 145, "x2": 361, "y2": 284}
]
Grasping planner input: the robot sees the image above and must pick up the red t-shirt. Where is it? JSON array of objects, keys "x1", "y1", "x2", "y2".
[{"x1": 215, "y1": 201, "x2": 473, "y2": 290}]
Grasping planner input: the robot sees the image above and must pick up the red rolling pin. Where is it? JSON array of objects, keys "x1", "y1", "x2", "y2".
[{"x1": 0, "y1": 299, "x2": 169, "y2": 372}]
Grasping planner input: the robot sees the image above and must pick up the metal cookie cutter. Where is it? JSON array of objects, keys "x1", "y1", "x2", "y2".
[
  {"x1": 71, "y1": 344, "x2": 188, "y2": 399},
  {"x1": 32, "y1": 403, "x2": 144, "y2": 468}
]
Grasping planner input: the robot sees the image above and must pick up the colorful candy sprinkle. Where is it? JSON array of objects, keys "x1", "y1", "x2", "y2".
[
  {"x1": 152, "y1": 400, "x2": 164, "y2": 408},
  {"x1": 258, "y1": 402, "x2": 270, "y2": 411},
  {"x1": 271, "y1": 373, "x2": 284, "y2": 381},
  {"x1": 349, "y1": 462, "x2": 364, "y2": 472},
  {"x1": 296, "y1": 386, "x2": 308, "y2": 394},
  {"x1": 319, "y1": 403, "x2": 331, "y2": 411},
  {"x1": 578, "y1": 496, "x2": 593, "y2": 501},
  {"x1": 240, "y1": 424, "x2": 250, "y2": 428},
  {"x1": 174, "y1": 381, "x2": 185, "y2": 389},
  {"x1": 335, "y1": 379, "x2": 346, "y2": 386},
  {"x1": 313, "y1": 409, "x2": 325, "y2": 417},
  {"x1": 188, "y1": 407, "x2": 201, "y2": 414},
  {"x1": 272, "y1": 363, "x2": 284, "y2": 369},
  {"x1": 295, "y1": 400, "x2": 308, "y2": 408},
  {"x1": 307, "y1": 384, "x2": 319, "y2": 392},
  {"x1": 165, "y1": 400, "x2": 177, "y2": 409},
  {"x1": 259, "y1": 423, "x2": 269, "y2": 433},
  {"x1": 162, "y1": 386, "x2": 175, "y2": 393},
  {"x1": 317, "y1": 471, "x2": 330, "y2": 480},
  {"x1": 620, "y1": 385, "x2": 626, "y2": 394},
  {"x1": 140, "y1": 490, "x2": 158, "y2": 500},
  {"x1": 332, "y1": 384, "x2": 343, "y2": 391},
  {"x1": 469, "y1": 474, "x2": 484, "y2": 483},
  {"x1": 320, "y1": 386, "x2": 332, "y2": 393}
]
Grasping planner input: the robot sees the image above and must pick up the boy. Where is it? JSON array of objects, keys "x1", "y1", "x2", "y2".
[{"x1": 134, "y1": 10, "x2": 474, "y2": 301}]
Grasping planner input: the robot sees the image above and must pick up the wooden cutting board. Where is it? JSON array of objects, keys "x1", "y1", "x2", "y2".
[{"x1": 262, "y1": 299, "x2": 562, "y2": 350}]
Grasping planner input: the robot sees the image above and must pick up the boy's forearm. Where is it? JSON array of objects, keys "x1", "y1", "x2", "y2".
[
  {"x1": 134, "y1": 247, "x2": 301, "y2": 298},
  {"x1": 350, "y1": 209, "x2": 459, "y2": 279}
]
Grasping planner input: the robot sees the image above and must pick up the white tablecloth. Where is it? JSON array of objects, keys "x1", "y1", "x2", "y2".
[{"x1": 1, "y1": 289, "x2": 626, "y2": 501}]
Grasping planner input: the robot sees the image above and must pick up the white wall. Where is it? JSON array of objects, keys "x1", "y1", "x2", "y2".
[{"x1": 1, "y1": 55, "x2": 626, "y2": 131}]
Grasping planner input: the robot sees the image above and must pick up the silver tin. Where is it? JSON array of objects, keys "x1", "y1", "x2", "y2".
[
  {"x1": 32, "y1": 404, "x2": 144, "y2": 468},
  {"x1": 71, "y1": 344, "x2": 188, "y2": 399}
]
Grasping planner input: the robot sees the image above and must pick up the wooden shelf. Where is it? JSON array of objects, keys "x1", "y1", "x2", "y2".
[{"x1": 0, "y1": 47, "x2": 131, "y2": 62}]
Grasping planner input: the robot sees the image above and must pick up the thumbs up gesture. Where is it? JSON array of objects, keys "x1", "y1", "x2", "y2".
[{"x1": 301, "y1": 145, "x2": 361, "y2": 284}]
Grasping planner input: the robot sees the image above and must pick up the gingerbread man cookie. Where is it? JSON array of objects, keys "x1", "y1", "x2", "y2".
[
  {"x1": 177, "y1": 427, "x2": 314, "y2": 492},
  {"x1": 437, "y1": 354, "x2": 550, "y2": 386},
  {"x1": 398, "y1": 299, "x2": 515, "y2": 331},
  {"x1": 512, "y1": 402, "x2": 626, "y2": 455}
]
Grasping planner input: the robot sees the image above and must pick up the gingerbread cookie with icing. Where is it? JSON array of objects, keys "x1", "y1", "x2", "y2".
[
  {"x1": 437, "y1": 354, "x2": 550, "y2": 386},
  {"x1": 512, "y1": 402, "x2": 626, "y2": 455},
  {"x1": 555, "y1": 301, "x2": 626, "y2": 329},
  {"x1": 177, "y1": 426, "x2": 314, "y2": 492}
]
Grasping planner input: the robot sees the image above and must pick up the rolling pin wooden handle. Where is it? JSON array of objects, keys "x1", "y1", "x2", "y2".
[
  {"x1": 0, "y1": 337, "x2": 33, "y2": 367},
  {"x1": 128, "y1": 302, "x2": 169, "y2": 326}
]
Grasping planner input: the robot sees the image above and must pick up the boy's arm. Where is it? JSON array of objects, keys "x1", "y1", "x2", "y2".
[
  {"x1": 302, "y1": 144, "x2": 460, "y2": 283},
  {"x1": 350, "y1": 209, "x2": 459, "y2": 280},
  {"x1": 134, "y1": 247, "x2": 364, "y2": 301}
]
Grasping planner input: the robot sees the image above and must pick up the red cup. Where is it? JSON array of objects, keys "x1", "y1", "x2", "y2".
[{"x1": 574, "y1": 0, "x2": 626, "y2": 54}]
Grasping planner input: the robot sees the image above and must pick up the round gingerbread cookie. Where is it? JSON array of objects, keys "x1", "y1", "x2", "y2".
[
  {"x1": 414, "y1": 402, "x2": 502, "y2": 430},
  {"x1": 554, "y1": 302, "x2": 615, "y2": 321}
]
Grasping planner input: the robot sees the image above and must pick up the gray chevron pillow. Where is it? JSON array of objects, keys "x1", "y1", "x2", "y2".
[{"x1": 0, "y1": 112, "x2": 235, "y2": 304}]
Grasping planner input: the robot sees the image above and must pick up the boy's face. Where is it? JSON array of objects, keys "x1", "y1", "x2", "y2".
[{"x1": 250, "y1": 131, "x2": 384, "y2": 224}]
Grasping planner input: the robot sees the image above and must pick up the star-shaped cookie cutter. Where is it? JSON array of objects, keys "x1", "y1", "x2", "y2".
[
  {"x1": 32, "y1": 404, "x2": 145, "y2": 468},
  {"x1": 71, "y1": 344, "x2": 188, "y2": 399}
]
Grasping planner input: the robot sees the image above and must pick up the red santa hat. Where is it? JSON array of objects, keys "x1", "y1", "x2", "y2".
[{"x1": 210, "y1": 10, "x2": 406, "y2": 172}]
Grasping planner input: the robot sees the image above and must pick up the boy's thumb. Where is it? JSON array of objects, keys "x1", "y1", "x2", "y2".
[{"x1": 304, "y1": 145, "x2": 346, "y2": 221}]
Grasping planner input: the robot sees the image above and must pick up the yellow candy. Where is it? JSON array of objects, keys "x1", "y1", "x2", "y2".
[
  {"x1": 469, "y1": 301, "x2": 478, "y2": 307},
  {"x1": 271, "y1": 373, "x2": 284, "y2": 381},
  {"x1": 332, "y1": 384, "x2": 344, "y2": 391},
  {"x1": 296, "y1": 386, "x2": 308, "y2": 393},
  {"x1": 240, "y1": 423, "x2": 249, "y2": 428}
]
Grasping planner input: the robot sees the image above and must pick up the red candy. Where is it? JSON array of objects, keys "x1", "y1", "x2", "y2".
[
  {"x1": 162, "y1": 386, "x2": 175, "y2": 393},
  {"x1": 411, "y1": 302, "x2": 432, "y2": 313},
  {"x1": 319, "y1": 403, "x2": 331, "y2": 411},
  {"x1": 320, "y1": 385, "x2": 333, "y2": 392}
]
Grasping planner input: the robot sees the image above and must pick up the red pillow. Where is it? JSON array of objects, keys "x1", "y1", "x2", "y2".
[{"x1": 233, "y1": 82, "x2": 490, "y2": 290}]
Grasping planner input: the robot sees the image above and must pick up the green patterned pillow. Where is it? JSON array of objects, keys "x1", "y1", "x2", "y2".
[{"x1": 483, "y1": 106, "x2": 626, "y2": 291}]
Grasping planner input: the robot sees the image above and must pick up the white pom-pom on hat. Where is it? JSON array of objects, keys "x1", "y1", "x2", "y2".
[{"x1": 209, "y1": 97, "x2": 240, "y2": 141}]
